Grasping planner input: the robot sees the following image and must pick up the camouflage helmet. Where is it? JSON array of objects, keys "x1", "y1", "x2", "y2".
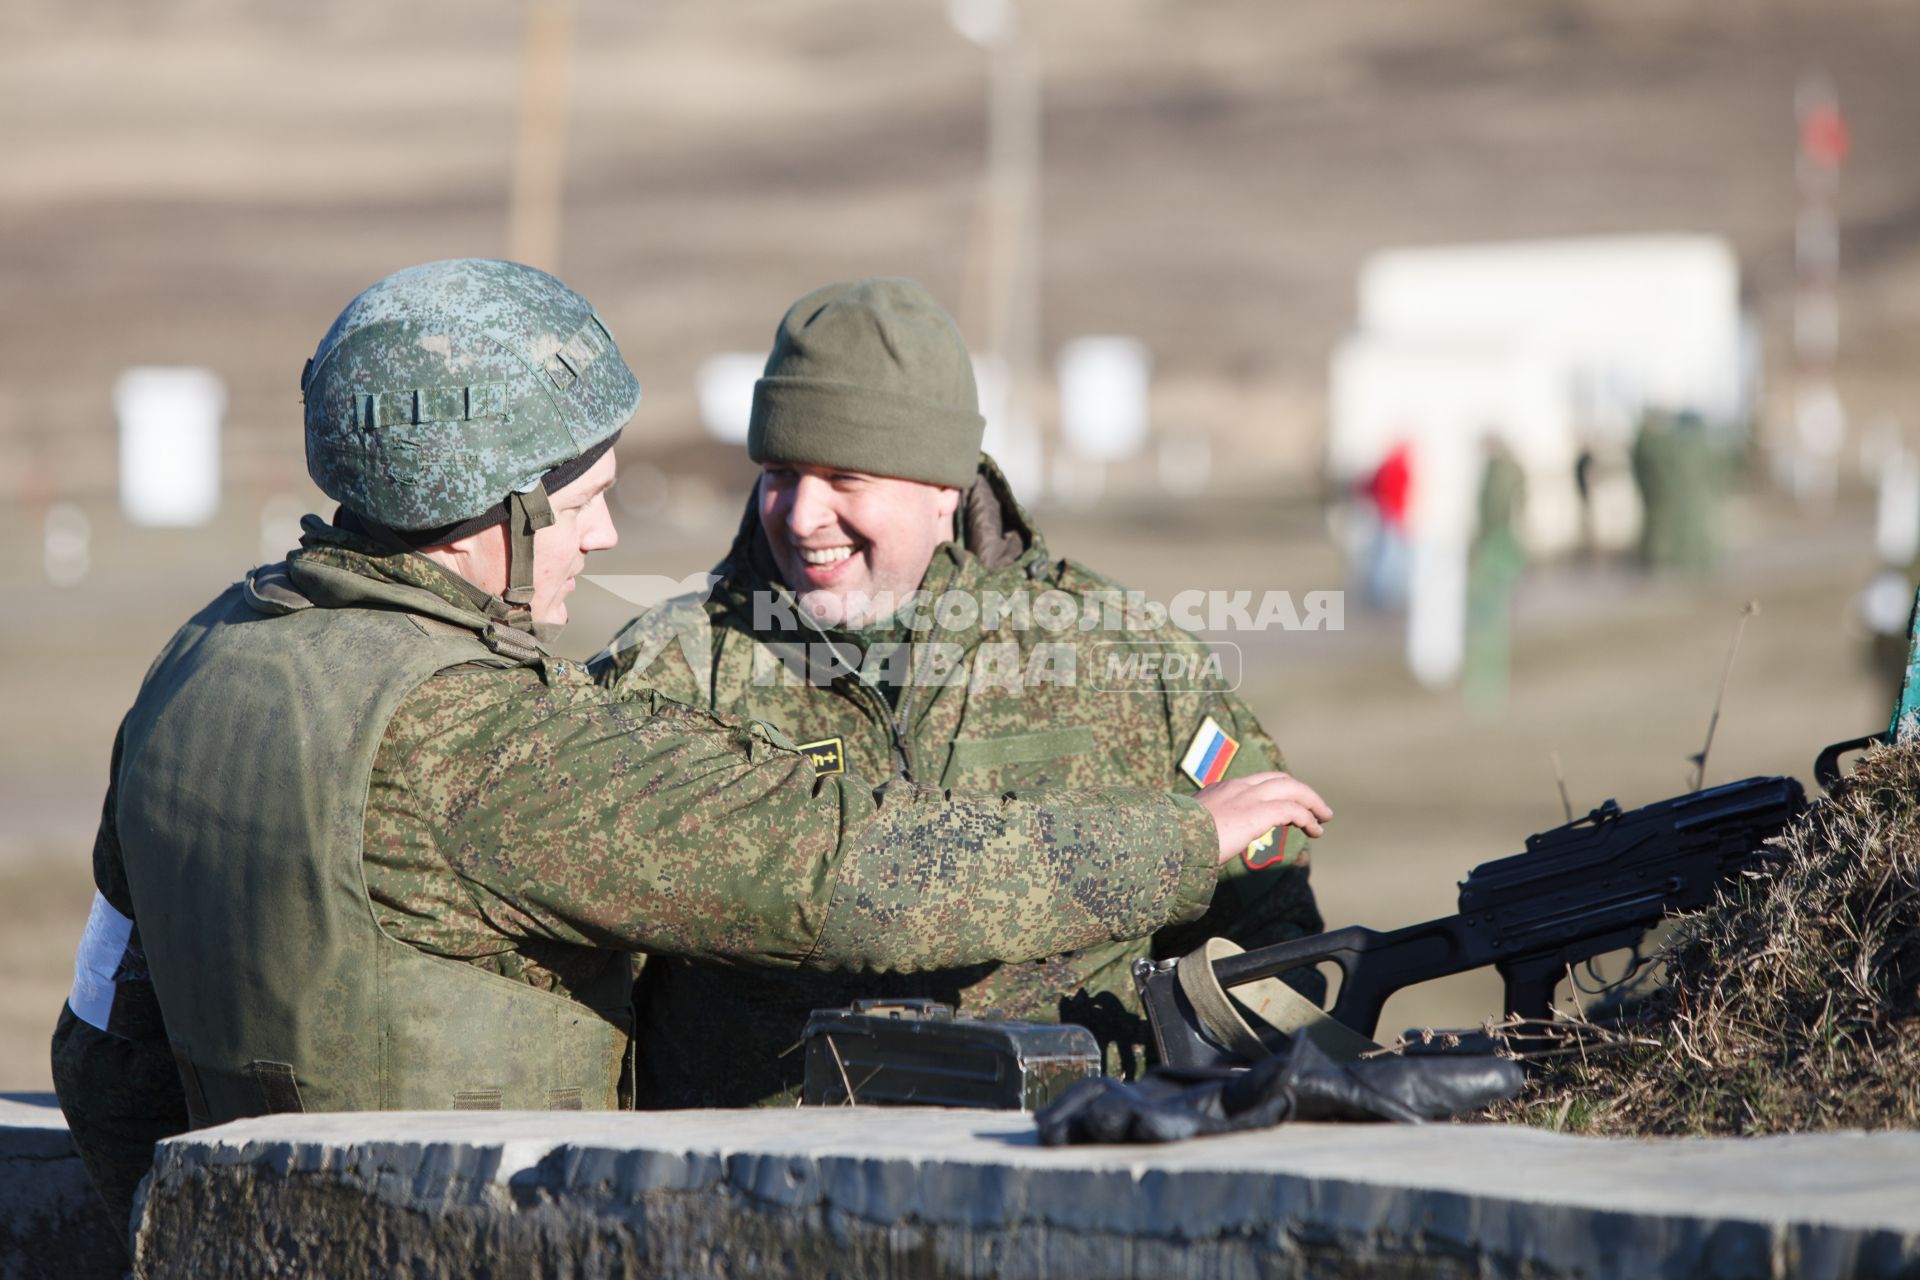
[{"x1": 302, "y1": 258, "x2": 641, "y2": 533}]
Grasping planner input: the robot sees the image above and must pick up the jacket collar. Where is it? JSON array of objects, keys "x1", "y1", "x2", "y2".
[{"x1": 284, "y1": 517, "x2": 549, "y2": 658}]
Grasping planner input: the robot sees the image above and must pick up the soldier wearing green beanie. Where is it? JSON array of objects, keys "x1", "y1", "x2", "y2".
[
  {"x1": 751, "y1": 277, "x2": 987, "y2": 491},
  {"x1": 50, "y1": 261, "x2": 1324, "y2": 1243},
  {"x1": 595, "y1": 277, "x2": 1333, "y2": 1107}
]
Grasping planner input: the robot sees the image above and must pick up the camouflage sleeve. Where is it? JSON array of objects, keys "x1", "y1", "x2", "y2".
[
  {"x1": 586, "y1": 596, "x2": 709, "y2": 706},
  {"x1": 374, "y1": 663, "x2": 1220, "y2": 973},
  {"x1": 1149, "y1": 680, "x2": 1326, "y2": 966},
  {"x1": 51, "y1": 720, "x2": 190, "y2": 1242}
]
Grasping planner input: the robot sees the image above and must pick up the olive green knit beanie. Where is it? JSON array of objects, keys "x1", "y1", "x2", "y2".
[{"x1": 748, "y1": 278, "x2": 985, "y2": 489}]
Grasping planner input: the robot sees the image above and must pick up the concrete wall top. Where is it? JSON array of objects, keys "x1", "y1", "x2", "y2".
[
  {"x1": 133, "y1": 1107, "x2": 1920, "y2": 1279},
  {"x1": 160, "y1": 1107, "x2": 1920, "y2": 1232}
]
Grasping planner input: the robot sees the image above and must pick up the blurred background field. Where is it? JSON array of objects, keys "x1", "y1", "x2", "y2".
[{"x1": 2, "y1": 0, "x2": 1914, "y2": 1087}]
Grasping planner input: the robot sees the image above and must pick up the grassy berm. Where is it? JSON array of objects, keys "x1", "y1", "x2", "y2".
[{"x1": 1500, "y1": 744, "x2": 1920, "y2": 1137}]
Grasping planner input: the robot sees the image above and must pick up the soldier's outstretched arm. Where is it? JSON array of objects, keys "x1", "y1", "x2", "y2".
[
  {"x1": 585, "y1": 592, "x2": 710, "y2": 707},
  {"x1": 371, "y1": 668, "x2": 1246, "y2": 973}
]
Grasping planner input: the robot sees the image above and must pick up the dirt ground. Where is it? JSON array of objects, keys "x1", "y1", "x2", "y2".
[{"x1": 0, "y1": 0, "x2": 1910, "y2": 1086}]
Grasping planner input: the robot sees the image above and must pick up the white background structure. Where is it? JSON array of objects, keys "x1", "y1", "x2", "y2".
[
  {"x1": 114, "y1": 366, "x2": 225, "y2": 528},
  {"x1": 1328, "y1": 234, "x2": 1754, "y2": 686}
]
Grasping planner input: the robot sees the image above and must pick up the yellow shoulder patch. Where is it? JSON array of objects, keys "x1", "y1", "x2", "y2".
[{"x1": 798, "y1": 736, "x2": 846, "y2": 776}]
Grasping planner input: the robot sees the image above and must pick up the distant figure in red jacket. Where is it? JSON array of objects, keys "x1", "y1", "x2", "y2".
[{"x1": 1358, "y1": 440, "x2": 1414, "y2": 609}]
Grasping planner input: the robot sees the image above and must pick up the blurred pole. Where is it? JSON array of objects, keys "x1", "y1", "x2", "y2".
[
  {"x1": 1407, "y1": 535, "x2": 1468, "y2": 690},
  {"x1": 1876, "y1": 444, "x2": 1920, "y2": 564},
  {"x1": 1790, "y1": 71, "x2": 1848, "y2": 507},
  {"x1": 19, "y1": 428, "x2": 52, "y2": 514},
  {"x1": 43, "y1": 502, "x2": 91, "y2": 588},
  {"x1": 988, "y1": 38, "x2": 1041, "y2": 412},
  {"x1": 509, "y1": 0, "x2": 575, "y2": 273},
  {"x1": 1057, "y1": 336, "x2": 1150, "y2": 505},
  {"x1": 950, "y1": 0, "x2": 1045, "y2": 499}
]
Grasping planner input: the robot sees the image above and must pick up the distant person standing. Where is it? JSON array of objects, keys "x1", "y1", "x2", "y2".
[
  {"x1": 1359, "y1": 440, "x2": 1415, "y2": 609},
  {"x1": 1632, "y1": 409, "x2": 1726, "y2": 573},
  {"x1": 1464, "y1": 437, "x2": 1526, "y2": 709}
]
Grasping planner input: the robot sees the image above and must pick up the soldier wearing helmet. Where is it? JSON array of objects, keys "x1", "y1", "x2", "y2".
[
  {"x1": 51, "y1": 260, "x2": 1319, "y2": 1237},
  {"x1": 593, "y1": 278, "x2": 1331, "y2": 1108}
]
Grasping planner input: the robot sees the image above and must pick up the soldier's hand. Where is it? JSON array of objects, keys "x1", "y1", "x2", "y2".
[{"x1": 1195, "y1": 772, "x2": 1332, "y2": 864}]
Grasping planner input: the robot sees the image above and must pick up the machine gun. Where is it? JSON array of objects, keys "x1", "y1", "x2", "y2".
[{"x1": 1136, "y1": 773, "x2": 1808, "y2": 1070}]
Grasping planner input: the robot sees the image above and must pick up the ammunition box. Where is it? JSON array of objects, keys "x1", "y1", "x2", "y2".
[{"x1": 801, "y1": 998, "x2": 1101, "y2": 1111}]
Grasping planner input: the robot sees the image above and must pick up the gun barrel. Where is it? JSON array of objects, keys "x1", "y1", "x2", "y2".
[{"x1": 1459, "y1": 775, "x2": 1805, "y2": 910}]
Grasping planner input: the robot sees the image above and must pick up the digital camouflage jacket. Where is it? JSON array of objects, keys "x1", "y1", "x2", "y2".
[
  {"x1": 53, "y1": 520, "x2": 1222, "y2": 1233},
  {"x1": 593, "y1": 457, "x2": 1325, "y2": 1105}
]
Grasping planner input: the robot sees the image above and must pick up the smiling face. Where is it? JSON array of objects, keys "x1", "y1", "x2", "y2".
[
  {"x1": 758, "y1": 462, "x2": 961, "y2": 628},
  {"x1": 422, "y1": 449, "x2": 620, "y2": 626}
]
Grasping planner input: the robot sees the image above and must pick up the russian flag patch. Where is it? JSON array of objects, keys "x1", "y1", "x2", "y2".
[{"x1": 1179, "y1": 715, "x2": 1240, "y2": 787}]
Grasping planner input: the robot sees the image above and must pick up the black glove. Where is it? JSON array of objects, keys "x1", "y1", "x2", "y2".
[{"x1": 1035, "y1": 1038, "x2": 1525, "y2": 1145}]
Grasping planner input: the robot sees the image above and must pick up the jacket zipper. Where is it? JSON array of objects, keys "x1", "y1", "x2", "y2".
[{"x1": 787, "y1": 594, "x2": 921, "y2": 783}]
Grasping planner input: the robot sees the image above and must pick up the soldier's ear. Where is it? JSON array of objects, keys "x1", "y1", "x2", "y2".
[{"x1": 933, "y1": 485, "x2": 962, "y2": 521}]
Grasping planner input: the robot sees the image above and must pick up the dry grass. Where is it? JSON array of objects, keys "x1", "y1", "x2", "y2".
[{"x1": 1497, "y1": 743, "x2": 1920, "y2": 1136}]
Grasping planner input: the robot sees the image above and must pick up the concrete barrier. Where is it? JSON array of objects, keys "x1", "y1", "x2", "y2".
[
  {"x1": 128, "y1": 1108, "x2": 1920, "y2": 1279},
  {"x1": 0, "y1": 1094, "x2": 126, "y2": 1280}
]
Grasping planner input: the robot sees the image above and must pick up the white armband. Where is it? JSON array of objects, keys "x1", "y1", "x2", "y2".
[{"x1": 68, "y1": 891, "x2": 135, "y2": 1034}]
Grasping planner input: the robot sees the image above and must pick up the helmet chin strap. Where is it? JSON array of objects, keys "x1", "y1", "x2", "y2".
[
  {"x1": 502, "y1": 483, "x2": 556, "y2": 630},
  {"x1": 334, "y1": 483, "x2": 563, "y2": 655}
]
